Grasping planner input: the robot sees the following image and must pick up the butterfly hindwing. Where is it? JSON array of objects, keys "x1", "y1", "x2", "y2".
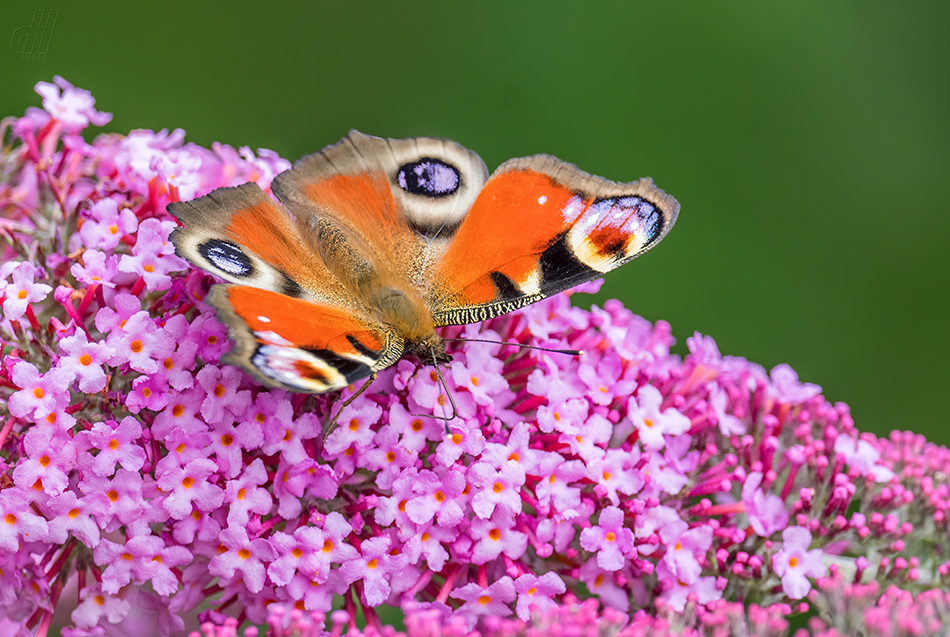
[
  {"x1": 208, "y1": 285, "x2": 402, "y2": 392},
  {"x1": 426, "y1": 155, "x2": 680, "y2": 326}
]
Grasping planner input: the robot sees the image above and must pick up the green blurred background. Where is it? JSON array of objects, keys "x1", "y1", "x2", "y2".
[{"x1": 2, "y1": 1, "x2": 948, "y2": 443}]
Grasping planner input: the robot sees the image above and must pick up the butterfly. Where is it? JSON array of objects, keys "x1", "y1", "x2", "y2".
[{"x1": 168, "y1": 131, "x2": 679, "y2": 395}]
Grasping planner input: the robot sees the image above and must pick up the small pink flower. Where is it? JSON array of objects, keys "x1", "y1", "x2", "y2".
[
  {"x1": 80, "y1": 469, "x2": 146, "y2": 528},
  {"x1": 125, "y1": 374, "x2": 169, "y2": 412},
  {"x1": 470, "y1": 510, "x2": 528, "y2": 564},
  {"x1": 2, "y1": 262, "x2": 52, "y2": 321},
  {"x1": 78, "y1": 198, "x2": 137, "y2": 251},
  {"x1": 834, "y1": 434, "x2": 895, "y2": 482},
  {"x1": 324, "y1": 399, "x2": 382, "y2": 455},
  {"x1": 340, "y1": 535, "x2": 411, "y2": 607},
  {"x1": 657, "y1": 561, "x2": 722, "y2": 612},
  {"x1": 44, "y1": 490, "x2": 101, "y2": 547},
  {"x1": 627, "y1": 384, "x2": 691, "y2": 448},
  {"x1": 469, "y1": 460, "x2": 525, "y2": 519},
  {"x1": 93, "y1": 293, "x2": 141, "y2": 333},
  {"x1": 402, "y1": 467, "x2": 466, "y2": 527},
  {"x1": 35, "y1": 75, "x2": 111, "y2": 131},
  {"x1": 587, "y1": 447, "x2": 644, "y2": 506},
  {"x1": 59, "y1": 329, "x2": 112, "y2": 392},
  {"x1": 513, "y1": 572, "x2": 566, "y2": 620},
  {"x1": 536, "y1": 397, "x2": 589, "y2": 435},
  {"x1": 451, "y1": 577, "x2": 516, "y2": 623},
  {"x1": 8, "y1": 361, "x2": 71, "y2": 421},
  {"x1": 222, "y1": 459, "x2": 273, "y2": 527},
  {"x1": 208, "y1": 526, "x2": 277, "y2": 594},
  {"x1": 0, "y1": 489, "x2": 49, "y2": 551},
  {"x1": 743, "y1": 472, "x2": 789, "y2": 537},
  {"x1": 78, "y1": 417, "x2": 146, "y2": 477},
  {"x1": 580, "y1": 506, "x2": 635, "y2": 571},
  {"x1": 770, "y1": 364, "x2": 822, "y2": 405},
  {"x1": 70, "y1": 585, "x2": 130, "y2": 629},
  {"x1": 118, "y1": 218, "x2": 187, "y2": 291},
  {"x1": 156, "y1": 457, "x2": 224, "y2": 520},
  {"x1": 12, "y1": 424, "x2": 76, "y2": 495},
  {"x1": 195, "y1": 365, "x2": 251, "y2": 426},
  {"x1": 106, "y1": 311, "x2": 175, "y2": 374},
  {"x1": 772, "y1": 526, "x2": 826, "y2": 599}
]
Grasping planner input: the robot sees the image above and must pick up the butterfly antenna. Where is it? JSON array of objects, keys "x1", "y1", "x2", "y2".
[
  {"x1": 444, "y1": 337, "x2": 581, "y2": 356},
  {"x1": 324, "y1": 372, "x2": 377, "y2": 440}
]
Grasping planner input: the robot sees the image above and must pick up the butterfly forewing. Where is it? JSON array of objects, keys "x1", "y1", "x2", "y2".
[
  {"x1": 168, "y1": 182, "x2": 348, "y2": 306},
  {"x1": 272, "y1": 131, "x2": 490, "y2": 286},
  {"x1": 426, "y1": 155, "x2": 680, "y2": 326}
]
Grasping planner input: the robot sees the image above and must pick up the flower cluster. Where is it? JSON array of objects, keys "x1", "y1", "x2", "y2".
[
  {"x1": 190, "y1": 571, "x2": 950, "y2": 637},
  {"x1": 1, "y1": 77, "x2": 948, "y2": 637}
]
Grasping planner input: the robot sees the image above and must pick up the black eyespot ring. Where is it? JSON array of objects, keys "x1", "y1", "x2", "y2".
[
  {"x1": 198, "y1": 239, "x2": 254, "y2": 277},
  {"x1": 396, "y1": 158, "x2": 460, "y2": 198}
]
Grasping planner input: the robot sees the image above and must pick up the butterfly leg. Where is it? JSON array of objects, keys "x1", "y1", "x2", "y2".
[
  {"x1": 409, "y1": 354, "x2": 458, "y2": 433},
  {"x1": 323, "y1": 372, "x2": 377, "y2": 439}
]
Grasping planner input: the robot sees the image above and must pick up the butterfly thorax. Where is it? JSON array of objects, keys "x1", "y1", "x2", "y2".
[{"x1": 363, "y1": 277, "x2": 451, "y2": 367}]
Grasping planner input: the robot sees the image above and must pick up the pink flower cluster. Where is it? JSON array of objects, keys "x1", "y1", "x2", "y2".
[
  {"x1": 0, "y1": 78, "x2": 947, "y2": 637},
  {"x1": 190, "y1": 572, "x2": 950, "y2": 637}
]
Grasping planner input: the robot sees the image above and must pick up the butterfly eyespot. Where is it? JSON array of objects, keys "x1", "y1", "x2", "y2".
[
  {"x1": 198, "y1": 239, "x2": 254, "y2": 277},
  {"x1": 396, "y1": 158, "x2": 460, "y2": 198}
]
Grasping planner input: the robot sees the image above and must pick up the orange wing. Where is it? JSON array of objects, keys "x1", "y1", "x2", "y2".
[{"x1": 427, "y1": 155, "x2": 680, "y2": 326}]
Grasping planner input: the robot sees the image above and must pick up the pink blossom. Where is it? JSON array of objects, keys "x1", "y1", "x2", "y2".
[
  {"x1": 78, "y1": 417, "x2": 146, "y2": 477},
  {"x1": 513, "y1": 572, "x2": 566, "y2": 620},
  {"x1": 78, "y1": 199, "x2": 138, "y2": 251},
  {"x1": 70, "y1": 586, "x2": 130, "y2": 630},
  {"x1": 156, "y1": 458, "x2": 224, "y2": 519},
  {"x1": 0, "y1": 489, "x2": 49, "y2": 550},
  {"x1": 656, "y1": 561, "x2": 722, "y2": 611},
  {"x1": 627, "y1": 384, "x2": 691, "y2": 448},
  {"x1": 8, "y1": 361, "x2": 71, "y2": 421},
  {"x1": 470, "y1": 510, "x2": 528, "y2": 564},
  {"x1": 772, "y1": 526, "x2": 827, "y2": 599},
  {"x1": 2, "y1": 262, "x2": 52, "y2": 320},
  {"x1": 451, "y1": 577, "x2": 517, "y2": 623},
  {"x1": 742, "y1": 471, "x2": 789, "y2": 537},
  {"x1": 106, "y1": 310, "x2": 175, "y2": 373},
  {"x1": 340, "y1": 535, "x2": 410, "y2": 607},
  {"x1": 13, "y1": 423, "x2": 76, "y2": 494},
  {"x1": 44, "y1": 490, "x2": 101, "y2": 547},
  {"x1": 34, "y1": 76, "x2": 111, "y2": 131},
  {"x1": 580, "y1": 506, "x2": 635, "y2": 571},
  {"x1": 834, "y1": 434, "x2": 895, "y2": 482},
  {"x1": 208, "y1": 526, "x2": 278, "y2": 594},
  {"x1": 770, "y1": 363, "x2": 822, "y2": 405},
  {"x1": 469, "y1": 460, "x2": 526, "y2": 519},
  {"x1": 58, "y1": 329, "x2": 112, "y2": 392},
  {"x1": 403, "y1": 467, "x2": 466, "y2": 527}
]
